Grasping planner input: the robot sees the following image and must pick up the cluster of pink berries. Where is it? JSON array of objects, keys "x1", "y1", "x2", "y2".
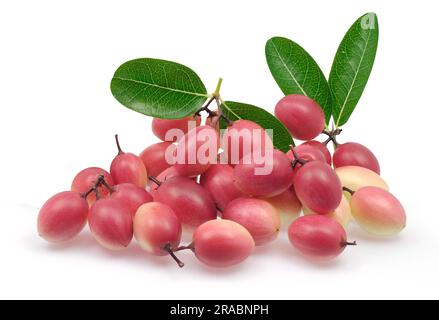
[{"x1": 37, "y1": 94, "x2": 406, "y2": 268}]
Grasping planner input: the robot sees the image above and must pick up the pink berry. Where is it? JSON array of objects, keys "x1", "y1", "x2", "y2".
[
  {"x1": 110, "y1": 135, "x2": 148, "y2": 188},
  {"x1": 153, "y1": 176, "x2": 217, "y2": 228},
  {"x1": 223, "y1": 198, "x2": 280, "y2": 246},
  {"x1": 288, "y1": 215, "x2": 353, "y2": 260},
  {"x1": 350, "y1": 187, "x2": 406, "y2": 236},
  {"x1": 222, "y1": 120, "x2": 273, "y2": 164},
  {"x1": 193, "y1": 219, "x2": 255, "y2": 268},
  {"x1": 200, "y1": 164, "x2": 243, "y2": 210},
  {"x1": 110, "y1": 183, "x2": 153, "y2": 217},
  {"x1": 71, "y1": 167, "x2": 114, "y2": 206},
  {"x1": 134, "y1": 202, "x2": 183, "y2": 266},
  {"x1": 234, "y1": 149, "x2": 294, "y2": 197},
  {"x1": 294, "y1": 161, "x2": 342, "y2": 214},
  {"x1": 275, "y1": 94, "x2": 325, "y2": 141},
  {"x1": 173, "y1": 125, "x2": 219, "y2": 177},
  {"x1": 88, "y1": 198, "x2": 133, "y2": 250},
  {"x1": 139, "y1": 142, "x2": 176, "y2": 178},
  {"x1": 333, "y1": 142, "x2": 380, "y2": 174},
  {"x1": 38, "y1": 191, "x2": 89, "y2": 243}
]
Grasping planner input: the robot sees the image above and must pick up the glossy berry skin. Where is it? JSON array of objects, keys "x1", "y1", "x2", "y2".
[
  {"x1": 38, "y1": 191, "x2": 89, "y2": 243},
  {"x1": 134, "y1": 202, "x2": 182, "y2": 255},
  {"x1": 110, "y1": 152, "x2": 148, "y2": 188},
  {"x1": 71, "y1": 167, "x2": 114, "y2": 206},
  {"x1": 301, "y1": 140, "x2": 332, "y2": 165},
  {"x1": 200, "y1": 164, "x2": 243, "y2": 210},
  {"x1": 110, "y1": 183, "x2": 153, "y2": 217},
  {"x1": 174, "y1": 125, "x2": 219, "y2": 177},
  {"x1": 333, "y1": 142, "x2": 380, "y2": 174},
  {"x1": 275, "y1": 94, "x2": 325, "y2": 141},
  {"x1": 350, "y1": 187, "x2": 406, "y2": 236},
  {"x1": 335, "y1": 166, "x2": 389, "y2": 199},
  {"x1": 152, "y1": 116, "x2": 201, "y2": 142},
  {"x1": 139, "y1": 142, "x2": 176, "y2": 178},
  {"x1": 234, "y1": 149, "x2": 294, "y2": 198},
  {"x1": 222, "y1": 120, "x2": 273, "y2": 164},
  {"x1": 153, "y1": 176, "x2": 217, "y2": 228},
  {"x1": 193, "y1": 219, "x2": 255, "y2": 268},
  {"x1": 288, "y1": 215, "x2": 348, "y2": 260},
  {"x1": 264, "y1": 187, "x2": 302, "y2": 227},
  {"x1": 294, "y1": 161, "x2": 342, "y2": 215},
  {"x1": 88, "y1": 199, "x2": 133, "y2": 250},
  {"x1": 304, "y1": 195, "x2": 352, "y2": 228},
  {"x1": 223, "y1": 198, "x2": 280, "y2": 246}
]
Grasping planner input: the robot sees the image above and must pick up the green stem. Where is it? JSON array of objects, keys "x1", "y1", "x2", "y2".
[{"x1": 213, "y1": 78, "x2": 223, "y2": 98}]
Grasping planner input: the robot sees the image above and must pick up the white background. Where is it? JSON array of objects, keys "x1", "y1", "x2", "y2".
[{"x1": 1, "y1": 0, "x2": 438, "y2": 300}]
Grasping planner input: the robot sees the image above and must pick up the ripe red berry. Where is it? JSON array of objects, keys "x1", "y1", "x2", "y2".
[
  {"x1": 38, "y1": 191, "x2": 89, "y2": 243},
  {"x1": 200, "y1": 164, "x2": 243, "y2": 210},
  {"x1": 223, "y1": 198, "x2": 280, "y2": 246},
  {"x1": 71, "y1": 167, "x2": 114, "y2": 206},
  {"x1": 294, "y1": 161, "x2": 342, "y2": 214},
  {"x1": 139, "y1": 142, "x2": 176, "y2": 178},
  {"x1": 234, "y1": 149, "x2": 294, "y2": 197},
  {"x1": 134, "y1": 202, "x2": 183, "y2": 266},
  {"x1": 88, "y1": 198, "x2": 133, "y2": 250},
  {"x1": 110, "y1": 135, "x2": 148, "y2": 188},
  {"x1": 110, "y1": 183, "x2": 153, "y2": 217},
  {"x1": 288, "y1": 215, "x2": 353, "y2": 260},
  {"x1": 173, "y1": 125, "x2": 219, "y2": 176},
  {"x1": 192, "y1": 219, "x2": 255, "y2": 268},
  {"x1": 333, "y1": 142, "x2": 380, "y2": 174},
  {"x1": 275, "y1": 94, "x2": 325, "y2": 141},
  {"x1": 152, "y1": 176, "x2": 217, "y2": 228},
  {"x1": 222, "y1": 120, "x2": 273, "y2": 164}
]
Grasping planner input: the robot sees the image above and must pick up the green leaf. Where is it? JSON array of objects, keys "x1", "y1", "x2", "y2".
[
  {"x1": 220, "y1": 101, "x2": 294, "y2": 152},
  {"x1": 111, "y1": 58, "x2": 209, "y2": 119},
  {"x1": 265, "y1": 37, "x2": 332, "y2": 124},
  {"x1": 329, "y1": 13, "x2": 379, "y2": 127}
]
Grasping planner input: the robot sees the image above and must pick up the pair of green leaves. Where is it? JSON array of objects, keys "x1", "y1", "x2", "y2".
[
  {"x1": 110, "y1": 13, "x2": 378, "y2": 152},
  {"x1": 266, "y1": 12, "x2": 379, "y2": 127}
]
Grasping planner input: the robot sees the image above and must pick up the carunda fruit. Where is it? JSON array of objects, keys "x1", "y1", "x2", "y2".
[
  {"x1": 275, "y1": 94, "x2": 325, "y2": 141},
  {"x1": 234, "y1": 149, "x2": 294, "y2": 197},
  {"x1": 134, "y1": 202, "x2": 184, "y2": 267},
  {"x1": 350, "y1": 187, "x2": 406, "y2": 236},
  {"x1": 288, "y1": 215, "x2": 354, "y2": 260},
  {"x1": 152, "y1": 176, "x2": 217, "y2": 228},
  {"x1": 71, "y1": 167, "x2": 114, "y2": 206},
  {"x1": 191, "y1": 219, "x2": 255, "y2": 268},
  {"x1": 37, "y1": 191, "x2": 89, "y2": 243},
  {"x1": 222, "y1": 198, "x2": 280, "y2": 246},
  {"x1": 88, "y1": 198, "x2": 133, "y2": 250},
  {"x1": 110, "y1": 135, "x2": 148, "y2": 188},
  {"x1": 199, "y1": 164, "x2": 243, "y2": 211},
  {"x1": 294, "y1": 161, "x2": 342, "y2": 214},
  {"x1": 333, "y1": 142, "x2": 380, "y2": 174}
]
